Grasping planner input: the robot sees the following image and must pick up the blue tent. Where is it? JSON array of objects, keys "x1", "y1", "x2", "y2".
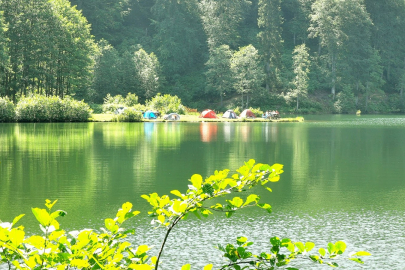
[{"x1": 143, "y1": 111, "x2": 157, "y2": 119}]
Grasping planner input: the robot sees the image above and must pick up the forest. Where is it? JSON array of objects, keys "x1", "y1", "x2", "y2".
[{"x1": 1, "y1": 0, "x2": 405, "y2": 113}]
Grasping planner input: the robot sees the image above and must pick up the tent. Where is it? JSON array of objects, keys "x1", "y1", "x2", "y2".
[
  {"x1": 222, "y1": 110, "x2": 238, "y2": 119},
  {"x1": 163, "y1": 113, "x2": 180, "y2": 121},
  {"x1": 199, "y1": 109, "x2": 218, "y2": 119},
  {"x1": 240, "y1": 109, "x2": 255, "y2": 118},
  {"x1": 143, "y1": 111, "x2": 157, "y2": 119}
]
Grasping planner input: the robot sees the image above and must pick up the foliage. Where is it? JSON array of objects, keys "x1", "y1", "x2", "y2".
[
  {"x1": 218, "y1": 236, "x2": 370, "y2": 269},
  {"x1": 248, "y1": 107, "x2": 264, "y2": 117},
  {"x1": 0, "y1": 96, "x2": 15, "y2": 122},
  {"x1": 233, "y1": 107, "x2": 241, "y2": 115},
  {"x1": 146, "y1": 93, "x2": 186, "y2": 114},
  {"x1": 15, "y1": 95, "x2": 92, "y2": 122},
  {"x1": 102, "y1": 93, "x2": 140, "y2": 113},
  {"x1": 0, "y1": 161, "x2": 370, "y2": 269},
  {"x1": 1, "y1": 0, "x2": 96, "y2": 100},
  {"x1": 0, "y1": 200, "x2": 154, "y2": 269},
  {"x1": 334, "y1": 87, "x2": 356, "y2": 114},
  {"x1": 133, "y1": 49, "x2": 162, "y2": 101},
  {"x1": 113, "y1": 109, "x2": 143, "y2": 122}
]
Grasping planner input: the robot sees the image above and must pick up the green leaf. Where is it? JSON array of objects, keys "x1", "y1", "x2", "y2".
[
  {"x1": 45, "y1": 199, "x2": 58, "y2": 210},
  {"x1": 12, "y1": 214, "x2": 25, "y2": 227},
  {"x1": 257, "y1": 203, "x2": 272, "y2": 214},
  {"x1": 170, "y1": 190, "x2": 184, "y2": 198},
  {"x1": 349, "y1": 258, "x2": 364, "y2": 264},
  {"x1": 50, "y1": 210, "x2": 67, "y2": 219},
  {"x1": 31, "y1": 208, "x2": 51, "y2": 226},
  {"x1": 305, "y1": 242, "x2": 315, "y2": 252},
  {"x1": 236, "y1": 236, "x2": 248, "y2": 245},
  {"x1": 351, "y1": 251, "x2": 371, "y2": 256},
  {"x1": 319, "y1": 247, "x2": 326, "y2": 257},
  {"x1": 181, "y1": 264, "x2": 191, "y2": 270},
  {"x1": 328, "y1": 242, "x2": 335, "y2": 254},
  {"x1": 270, "y1": 237, "x2": 281, "y2": 247},
  {"x1": 190, "y1": 174, "x2": 203, "y2": 189},
  {"x1": 225, "y1": 211, "x2": 234, "y2": 218},
  {"x1": 295, "y1": 242, "x2": 305, "y2": 253},
  {"x1": 327, "y1": 262, "x2": 338, "y2": 267},
  {"x1": 9, "y1": 228, "x2": 25, "y2": 247},
  {"x1": 243, "y1": 194, "x2": 259, "y2": 206}
]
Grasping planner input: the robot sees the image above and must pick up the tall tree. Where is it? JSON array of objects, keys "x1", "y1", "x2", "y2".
[
  {"x1": 258, "y1": 0, "x2": 284, "y2": 92},
  {"x1": 0, "y1": 10, "x2": 9, "y2": 97},
  {"x1": 309, "y1": 0, "x2": 378, "y2": 100},
  {"x1": 93, "y1": 40, "x2": 121, "y2": 103},
  {"x1": 205, "y1": 45, "x2": 234, "y2": 107},
  {"x1": 133, "y1": 48, "x2": 161, "y2": 101},
  {"x1": 199, "y1": 0, "x2": 251, "y2": 51},
  {"x1": 231, "y1": 45, "x2": 264, "y2": 108},
  {"x1": 151, "y1": 0, "x2": 205, "y2": 78},
  {"x1": 289, "y1": 44, "x2": 310, "y2": 110}
]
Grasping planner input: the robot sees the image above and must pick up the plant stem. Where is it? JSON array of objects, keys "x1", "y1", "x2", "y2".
[{"x1": 154, "y1": 214, "x2": 183, "y2": 270}]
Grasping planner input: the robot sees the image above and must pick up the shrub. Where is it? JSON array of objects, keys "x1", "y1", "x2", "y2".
[
  {"x1": 233, "y1": 106, "x2": 241, "y2": 115},
  {"x1": 249, "y1": 107, "x2": 263, "y2": 117},
  {"x1": 0, "y1": 97, "x2": 16, "y2": 122},
  {"x1": 62, "y1": 96, "x2": 92, "y2": 122},
  {"x1": 334, "y1": 87, "x2": 356, "y2": 114},
  {"x1": 113, "y1": 108, "x2": 143, "y2": 122},
  {"x1": 102, "y1": 93, "x2": 140, "y2": 113},
  {"x1": 15, "y1": 95, "x2": 91, "y2": 122},
  {"x1": 147, "y1": 93, "x2": 186, "y2": 114}
]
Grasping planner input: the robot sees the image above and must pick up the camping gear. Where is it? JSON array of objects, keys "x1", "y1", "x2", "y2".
[
  {"x1": 199, "y1": 109, "x2": 218, "y2": 119},
  {"x1": 240, "y1": 109, "x2": 255, "y2": 118},
  {"x1": 222, "y1": 110, "x2": 238, "y2": 119},
  {"x1": 143, "y1": 111, "x2": 157, "y2": 119},
  {"x1": 163, "y1": 113, "x2": 180, "y2": 121}
]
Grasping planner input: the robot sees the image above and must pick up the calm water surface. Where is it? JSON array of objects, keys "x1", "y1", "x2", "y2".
[{"x1": 1, "y1": 115, "x2": 405, "y2": 269}]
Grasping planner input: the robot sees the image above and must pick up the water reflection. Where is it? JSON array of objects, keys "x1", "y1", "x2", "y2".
[
  {"x1": 1, "y1": 117, "x2": 405, "y2": 268},
  {"x1": 200, "y1": 122, "x2": 217, "y2": 142}
]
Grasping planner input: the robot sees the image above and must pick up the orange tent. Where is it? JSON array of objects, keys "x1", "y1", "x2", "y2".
[
  {"x1": 199, "y1": 109, "x2": 218, "y2": 119},
  {"x1": 240, "y1": 109, "x2": 255, "y2": 118}
]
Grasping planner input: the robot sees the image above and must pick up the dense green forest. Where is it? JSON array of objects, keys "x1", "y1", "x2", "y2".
[{"x1": 1, "y1": 0, "x2": 405, "y2": 113}]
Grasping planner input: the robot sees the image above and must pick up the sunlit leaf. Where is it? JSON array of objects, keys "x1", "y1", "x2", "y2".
[
  {"x1": 319, "y1": 248, "x2": 326, "y2": 257},
  {"x1": 9, "y1": 228, "x2": 24, "y2": 247},
  {"x1": 181, "y1": 264, "x2": 191, "y2": 270},
  {"x1": 335, "y1": 241, "x2": 346, "y2": 254},
  {"x1": 351, "y1": 251, "x2": 371, "y2": 256},
  {"x1": 32, "y1": 208, "x2": 51, "y2": 226},
  {"x1": 203, "y1": 264, "x2": 213, "y2": 270},
  {"x1": 45, "y1": 199, "x2": 58, "y2": 210},
  {"x1": 128, "y1": 264, "x2": 152, "y2": 270},
  {"x1": 305, "y1": 242, "x2": 315, "y2": 252},
  {"x1": 12, "y1": 214, "x2": 25, "y2": 227},
  {"x1": 190, "y1": 174, "x2": 203, "y2": 189}
]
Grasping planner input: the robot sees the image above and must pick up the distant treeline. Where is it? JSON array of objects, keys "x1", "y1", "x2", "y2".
[{"x1": 1, "y1": 0, "x2": 405, "y2": 113}]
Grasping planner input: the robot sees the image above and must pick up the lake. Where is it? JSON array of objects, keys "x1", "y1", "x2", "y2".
[{"x1": 1, "y1": 115, "x2": 405, "y2": 269}]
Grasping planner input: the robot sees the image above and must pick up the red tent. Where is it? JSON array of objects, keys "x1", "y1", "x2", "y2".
[
  {"x1": 199, "y1": 109, "x2": 218, "y2": 119},
  {"x1": 240, "y1": 109, "x2": 255, "y2": 118}
]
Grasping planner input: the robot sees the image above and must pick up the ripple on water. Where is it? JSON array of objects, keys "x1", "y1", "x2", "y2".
[{"x1": 131, "y1": 210, "x2": 405, "y2": 269}]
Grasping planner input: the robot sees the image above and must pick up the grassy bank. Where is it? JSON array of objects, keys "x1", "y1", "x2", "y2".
[{"x1": 91, "y1": 113, "x2": 304, "y2": 123}]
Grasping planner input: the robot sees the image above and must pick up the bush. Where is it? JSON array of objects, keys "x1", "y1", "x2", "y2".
[
  {"x1": 102, "y1": 93, "x2": 140, "y2": 113},
  {"x1": 113, "y1": 108, "x2": 143, "y2": 122},
  {"x1": 147, "y1": 93, "x2": 186, "y2": 114},
  {"x1": 0, "y1": 97, "x2": 16, "y2": 122},
  {"x1": 62, "y1": 96, "x2": 92, "y2": 122},
  {"x1": 15, "y1": 95, "x2": 92, "y2": 122},
  {"x1": 249, "y1": 107, "x2": 263, "y2": 117},
  {"x1": 334, "y1": 87, "x2": 356, "y2": 114},
  {"x1": 233, "y1": 106, "x2": 241, "y2": 115}
]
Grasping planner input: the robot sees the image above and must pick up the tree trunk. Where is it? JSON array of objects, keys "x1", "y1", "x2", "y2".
[{"x1": 331, "y1": 53, "x2": 336, "y2": 99}]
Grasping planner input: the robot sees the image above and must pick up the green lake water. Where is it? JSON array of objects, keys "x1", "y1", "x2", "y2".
[{"x1": 1, "y1": 115, "x2": 405, "y2": 269}]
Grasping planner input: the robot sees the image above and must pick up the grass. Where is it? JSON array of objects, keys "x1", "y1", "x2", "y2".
[{"x1": 91, "y1": 113, "x2": 304, "y2": 123}]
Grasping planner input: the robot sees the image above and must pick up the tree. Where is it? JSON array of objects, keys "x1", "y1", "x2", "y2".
[
  {"x1": 0, "y1": 10, "x2": 8, "y2": 97},
  {"x1": 231, "y1": 45, "x2": 264, "y2": 108},
  {"x1": 309, "y1": 0, "x2": 378, "y2": 101},
  {"x1": 199, "y1": 0, "x2": 251, "y2": 51},
  {"x1": 133, "y1": 48, "x2": 161, "y2": 101},
  {"x1": 151, "y1": 0, "x2": 205, "y2": 78},
  {"x1": 0, "y1": 0, "x2": 96, "y2": 101},
  {"x1": 93, "y1": 40, "x2": 121, "y2": 103},
  {"x1": 258, "y1": 0, "x2": 284, "y2": 92},
  {"x1": 289, "y1": 44, "x2": 310, "y2": 110},
  {"x1": 205, "y1": 45, "x2": 234, "y2": 107}
]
